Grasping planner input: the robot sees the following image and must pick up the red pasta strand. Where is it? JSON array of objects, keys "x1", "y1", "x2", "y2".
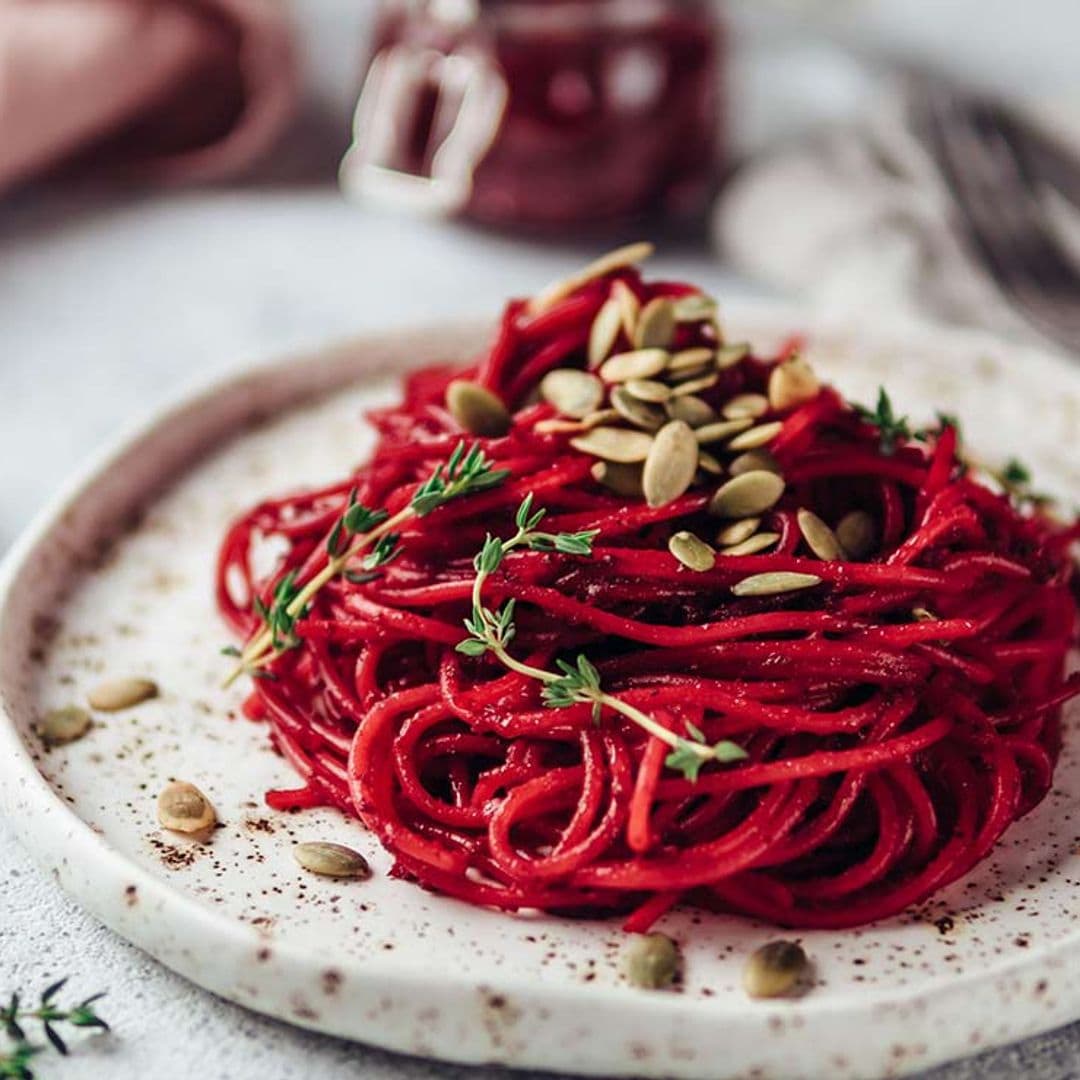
[{"x1": 217, "y1": 262, "x2": 1079, "y2": 931}]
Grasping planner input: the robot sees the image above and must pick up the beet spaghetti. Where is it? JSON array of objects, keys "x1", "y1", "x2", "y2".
[{"x1": 217, "y1": 244, "x2": 1080, "y2": 931}]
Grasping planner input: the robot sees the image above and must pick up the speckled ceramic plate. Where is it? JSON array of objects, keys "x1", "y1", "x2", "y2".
[{"x1": 2, "y1": 312, "x2": 1079, "y2": 1080}]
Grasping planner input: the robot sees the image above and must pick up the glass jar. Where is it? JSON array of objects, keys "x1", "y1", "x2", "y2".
[{"x1": 342, "y1": 0, "x2": 724, "y2": 231}]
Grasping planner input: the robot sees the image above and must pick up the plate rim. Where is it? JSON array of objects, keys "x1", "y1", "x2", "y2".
[{"x1": 2, "y1": 308, "x2": 1079, "y2": 1079}]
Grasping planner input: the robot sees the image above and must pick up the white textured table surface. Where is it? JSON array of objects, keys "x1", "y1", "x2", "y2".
[{"x1": 3, "y1": 185, "x2": 1080, "y2": 1080}]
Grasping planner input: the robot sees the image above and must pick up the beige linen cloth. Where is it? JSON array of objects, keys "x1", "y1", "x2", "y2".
[{"x1": 0, "y1": 0, "x2": 297, "y2": 193}]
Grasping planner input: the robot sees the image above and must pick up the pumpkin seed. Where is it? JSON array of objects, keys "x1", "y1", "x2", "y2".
[
  {"x1": 570, "y1": 426, "x2": 654, "y2": 463},
  {"x1": 599, "y1": 348, "x2": 669, "y2": 383},
  {"x1": 716, "y1": 517, "x2": 761, "y2": 546},
  {"x1": 768, "y1": 355, "x2": 820, "y2": 412},
  {"x1": 668, "y1": 347, "x2": 715, "y2": 374},
  {"x1": 743, "y1": 940, "x2": 809, "y2": 999},
  {"x1": 643, "y1": 421, "x2": 698, "y2": 508},
  {"x1": 835, "y1": 510, "x2": 877, "y2": 560},
  {"x1": 694, "y1": 418, "x2": 754, "y2": 445},
  {"x1": 731, "y1": 572, "x2": 822, "y2": 597},
  {"x1": 697, "y1": 450, "x2": 724, "y2": 476},
  {"x1": 294, "y1": 841, "x2": 372, "y2": 880},
  {"x1": 912, "y1": 607, "x2": 938, "y2": 622},
  {"x1": 668, "y1": 531, "x2": 716, "y2": 572},
  {"x1": 540, "y1": 368, "x2": 604, "y2": 418},
  {"x1": 534, "y1": 418, "x2": 587, "y2": 435},
  {"x1": 612, "y1": 280, "x2": 641, "y2": 340},
  {"x1": 730, "y1": 449, "x2": 781, "y2": 477},
  {"x1": 672, "y1": 293, "x2": 718, "y2": 323},
  {"x1": 157, "y1": 781, "x2": 216, "y2": 835},
  {"x1": 722, "y1": 393, "x2": 769, "y2": 420},
  {"x1": 634, "y1": 297, "x2": 676, "y2": 349},
  {"x1": 670, "y1": 372, "x2": 719, "y2": 397},
  {"x1": 36, "y1": 707, "x2": 92, "y2": 747},
  {"x1": 709, "y1": 471, "x2": 785, "y2": 519},
  {"x1": 721, "y1": 532, "x2": 780, "y2": 556},
  {"x1": 797, "y1": 509, "x2": 846, "y2": 561},
  {"x1": 446, "y1": 380, "x2": 511, "y2": 437},
  {"x1": 727, "y1": 421, "x2": 783, "y2": 452},
  {"x1": 626, "y1": 933, "x2": 680, "y2": 990},
  {"x1": 87, "y1": 677, "x2": 158, "y2": 713},
  {"x1": 611, "y1": 386, "x2": 665, "y2": 431},
  {"x1": 665, "y1": 394, "x2": 716, "y2": 428},
  {"x1": 580, "y1": 408, "x2": 620, "y2": 429},
  {"x1": 624, "y1": 378, "x2": 671, "y2": 404},
  {"x1": 716, "y1": 342, "x2": 751, "y2": 370},
  {"x1": 528, "y1": 241, "x2": 654, "y2": 315},
  {"x1": 591, "y1": 460, "x2": 644, "y2": 498},
  {"x1": 587, "y1": 298, "x2": 624, "y2": 369}
]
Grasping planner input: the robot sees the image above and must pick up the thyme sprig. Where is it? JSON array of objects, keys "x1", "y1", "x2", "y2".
[
  {"x1": 1, "y1": 979, "x2": 109, "y2": 1078},
  {"x1": 225, "y1": 441, "x2": 509, "y2": 686},
  {"x1": 457, "y1": 496, "x2": 748, "y2": 781},
  {"x1": 855, "y1": 387, "x2": 911, "y2": 456},
  {"x1": 994, "y1": 457, "x2": 1054, "y2": 509}
]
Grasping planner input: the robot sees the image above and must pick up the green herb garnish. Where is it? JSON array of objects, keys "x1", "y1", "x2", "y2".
[
  {"x1": 855, "y1": 387, "x2": 911, "y2": 456},
  {"x1": 1, "y1": 979, "x2": 109, "y2": 1078},
  {"x1": 458, "y1": 496, "x2": 748, "y2": 782}
]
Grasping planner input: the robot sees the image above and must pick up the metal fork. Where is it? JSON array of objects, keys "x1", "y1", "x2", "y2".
[{"x1": 910, "y1": 77, "x2": 1080, "y2": 353}]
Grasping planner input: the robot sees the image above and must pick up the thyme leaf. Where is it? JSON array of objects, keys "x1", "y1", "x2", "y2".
[
  {"x1": 1, "y1": 981, "x2": 109, "y2": 1078},
  {"x1": 854, "y1": 387, "x2": 911, "y2": 456}
]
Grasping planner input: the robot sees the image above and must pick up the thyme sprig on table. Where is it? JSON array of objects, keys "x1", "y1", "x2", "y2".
[
  {"x1": 1, "y1": 979, "x2": 109, "y2": 1078},
  {"x1": 457, "y1": 495, "x2": 748, "y2": 781},
  {"x1": 225, "y1": 441, "x2": 509, "y2": 686}
]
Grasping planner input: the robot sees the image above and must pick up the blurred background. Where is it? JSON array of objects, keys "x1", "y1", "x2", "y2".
[
  {"x1": 3, "y1": 3, "x2": 1080, "y2": 1078},
  {"x1": 3, "y1": 0, "x2": 1080, "y2": 552}
]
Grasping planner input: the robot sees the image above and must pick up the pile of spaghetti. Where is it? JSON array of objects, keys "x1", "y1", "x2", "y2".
[{"x1": 218, "y1": 245, "x2": 1080, "y2": 930}]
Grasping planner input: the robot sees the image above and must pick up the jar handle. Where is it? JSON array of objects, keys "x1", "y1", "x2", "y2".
[{"x1": 340, "y1": 42, "x2": 508, "y2": 215}]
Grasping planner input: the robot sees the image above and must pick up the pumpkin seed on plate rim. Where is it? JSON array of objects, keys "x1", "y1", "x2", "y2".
[
  {"x1": 588, "y1": 298, "x2": 623, "y2": 369},
  {"x1": 720, "y1": 532, "x2": 781, "y2": 557},
  {"x1": 624, "y1": 378, "x2": 671, "y2": 403},
  {"x1": 599, "y1": 348, "x2": 669, "y2": 383},
  {"x1": 528, "y1": 241, "x2": 654, "y2": 315},
  {"x1": 836, "y1": 509, "x2": 877, "y2": 560},
  {"x1": 87, "y1": 677, "x2": 158, "y2": 713},
  {"x1": 294, "y1": 841, "x2": 372, "y2": 880},
  {"x1": 730, "y1": 448, "x2": 781, "y2": 477},
  {"x1": 722, "y1": 393, "x2": 769, "y2": 420},
  {"x1": 611, "y1": 386, "x2": 665, "y2": 431},
  {"x1": 540, "y1": 368, "x2": 604, "y2": 418},
  {"x1": 157, "y1": 781, "x2": 216, "y2": 835},
  {"x1": 716, "y1": 343, "x2": 751, "y2": 370},
  {"x1": 642, "y1": 421, "x2": 698, "y2": 508},
  {"x1": 591, "y1": 460, "x2": 644, "y2": 497},
  {"x1": 727, "y1": 421, "x2": 783, "y2": 452},
  {"x1": 570, "y1": 426, "x2": 654, "y2": 463},
  {"x1": 709, "y1": 471, "x2": 785, "y2": 519},
  {"x1": 36, "y1": 707, "x2": 92, "y2": 747},
  {"x1": 694, "y1": 418, "x2": 753, "y2": 445},
  {"x1": 625, "y1": 933, "x2": 681, "y2": 991},
  {"x1": 716, "y1": 517, "x2": 761, "y2": 546},
  {"x1": 768, "y1": 355, "x2": 820, "y2": 412},
  {"x1": 665, "y1": 394, "x2": 716, "y2": 428},
  {"x1": 445, "y1": 380, "x2": 512, "y2": 437},
  {"x1": 668, "y1": 531, "x2": 716, "y2": 572},
  {"x1": 743, "y1": 940, "x2": 809, "y2": 999},
  {"x1": 731, "y1": 572, "x2": 822, "y2": 597},
  {"x1": 634, "y1": 297, "x2": 676, "y2": 349},
  {"x1": 797, "y1": 508, "x2": 847, "y2": 561}
]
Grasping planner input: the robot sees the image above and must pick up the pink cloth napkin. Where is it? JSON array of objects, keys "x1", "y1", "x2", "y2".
[{"x1": 0, "y1": 0, "x2": 297, "y2": 194}]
